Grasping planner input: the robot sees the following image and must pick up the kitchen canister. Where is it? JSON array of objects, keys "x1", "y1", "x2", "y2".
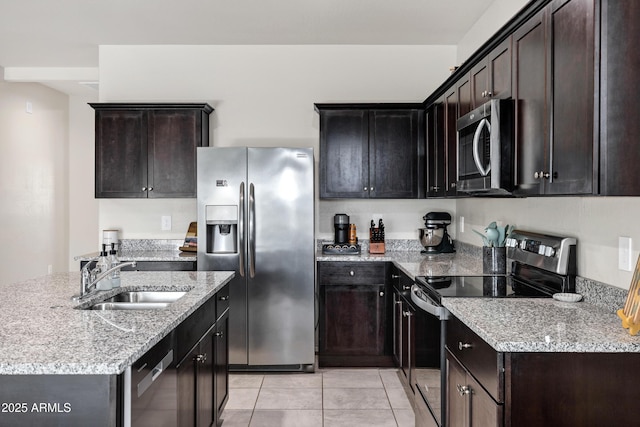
[
  {"x1": 103, "y1": 229, "x2": 120, "y2": 246},
  {"x1": 483, "y1": 246, "x2": 506, "y2": 274}
]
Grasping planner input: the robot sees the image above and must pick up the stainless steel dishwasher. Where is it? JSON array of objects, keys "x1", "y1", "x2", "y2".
[{"x1": 123, "y1": 332, "x2": 177, "y2": 427}]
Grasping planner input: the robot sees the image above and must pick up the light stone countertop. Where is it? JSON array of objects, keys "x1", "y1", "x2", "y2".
[
  {"x1": 75, "y1": 250, "x2": 196, "y2": 262},
  {"x1": 316, "y1": 250, "x2": 484, "y2": 279},
  {"x1": 0, "y1": 270, "x2": 234, "y2": 375},
  {"x1": 442, "y1": 298, "x2": 640, "y2": 353}
]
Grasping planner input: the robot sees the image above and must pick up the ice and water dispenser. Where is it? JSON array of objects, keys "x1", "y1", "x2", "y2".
[{"x1": 205, "y1": 205, "x2": 238, "y2": 253}]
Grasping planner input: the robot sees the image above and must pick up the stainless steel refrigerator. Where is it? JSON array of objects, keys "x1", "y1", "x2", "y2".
[{"x1": 197, "y1": 147, "x2": 315, "y2": 372}]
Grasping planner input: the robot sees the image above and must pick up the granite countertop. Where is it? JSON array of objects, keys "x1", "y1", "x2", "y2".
[
  {"x1": 316, "y1": 250, "x2": 484, "y2": 279},
  {"x1": 0, "y1": 270, "x2": 234, "y2": 375},
  {"x1": 75, "y1": 250, "x2": 196, "y2": 262},
  {"x1": 442, "y1": 298, "x2": 640, "y2": 353}
]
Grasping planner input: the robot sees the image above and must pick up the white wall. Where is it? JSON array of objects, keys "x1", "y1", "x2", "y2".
[
  {"x1": 67, "y1": 95, "x2": 99, "y2": 270},
  {"x1": 0, "y1": 82, "x2": 69, "y2": 284},
  {"x1": 97, "y1": 45, "x2": 457, "y2": 241},
  {"x1": 456, "y1": 0, "x2": 529, "y2": 64}
]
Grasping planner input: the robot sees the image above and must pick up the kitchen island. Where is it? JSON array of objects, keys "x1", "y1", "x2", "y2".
[{"x1": 0, "y1": 270, "x2": 234, "y2": 426}]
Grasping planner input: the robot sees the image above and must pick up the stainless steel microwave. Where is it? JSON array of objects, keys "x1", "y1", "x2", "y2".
[{"x1": 456, "y1": 99, "x2": 514, "y2": 195}]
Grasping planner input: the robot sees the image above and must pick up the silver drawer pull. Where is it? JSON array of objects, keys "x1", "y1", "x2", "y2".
[
  {"x1": 349, "y1": 270, "x2": 355, "y2": 276},
  {"x1": 219, "y1": 295, "x2": 229, "y2": 301},
  {"x1": 458, "y1": 342, "x2": 472, "y2": 350}
]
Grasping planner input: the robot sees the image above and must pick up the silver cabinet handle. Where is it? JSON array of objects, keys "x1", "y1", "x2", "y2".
[
  {"x1": 219, "y1": 295, "x2": 229, "y2": 301},
  {"x1": 451, "y1": 182, "x2": 457, "y2": 188},
  {"x1": 379, "y1": 291, "x2": 384, "y2": 297},
  {"x1": 391, "y1": 274, "x2": 400, "y2": 279},
  {"x1": 363, "y1": 187, "x2": 368, "y2": 191},
  {"x1": 457, "y1": 384, "x2": 471, "y2": 396},
  {"x1": 349, "y1": 270, "x2": 355, "y2": 276},
  {"x1": 458, "y1": 342, "x2": 472, "y2": 350},
  {"x1": 534, "y1": 171, "x2": 550, "y2": 179},
  {"x1": 370, "y1": 187, "x2": 374, "y2": 191},
  {"x1": 402, "y1": 285, "x2": 411, "y2": 291},
  {"x1": 142, "y1": 187, "x2": 147, "y2": 191},
  {"x1": 214, "y1": 332, "x2": 224, "y2": 338},
  {"x1": 395, "y1": 300, "x2": 402, "y2": 305},
  {"x1": 194, "y1": 353, "x2": 207, "y2": 363},
  {"x1": 148, "y1": 187, "x2": 153, "y2": 191}
]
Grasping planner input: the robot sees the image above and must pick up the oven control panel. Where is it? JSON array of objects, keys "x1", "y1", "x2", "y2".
[{"x1": 506, "y1": 230, "x2": 576, "y2": 276}]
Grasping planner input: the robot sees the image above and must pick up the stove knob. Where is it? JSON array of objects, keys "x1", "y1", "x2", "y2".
[
  {"x1": 538, "y1": 244, "x2": 547, "y2": 255},
  {"x1": 545, "y1": 246, "x2": 556, "y2": 257},
  {"x1": 519, "y1": 240, "x2": 527, "y2": 250}
]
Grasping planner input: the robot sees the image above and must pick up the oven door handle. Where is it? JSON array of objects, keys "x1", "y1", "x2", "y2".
[
  {"x1": 410, "y1": 285, "x2": 449, "y2": 320},
  {"x1": 472, "y1": 118, "x2": 491, "y2": 176}
]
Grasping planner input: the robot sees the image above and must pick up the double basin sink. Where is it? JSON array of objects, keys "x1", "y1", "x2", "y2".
[{"x1": 87, "y1": 291, "x2": 187, "y2": 310}]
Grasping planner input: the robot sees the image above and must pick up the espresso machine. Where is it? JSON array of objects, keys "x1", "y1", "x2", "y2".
[
  {"x1": 322, "y1": 213, "x2": 361, "y2": 254},
  {"x1": 419, "y1": 212, "x2": 455, "y2": 254}
]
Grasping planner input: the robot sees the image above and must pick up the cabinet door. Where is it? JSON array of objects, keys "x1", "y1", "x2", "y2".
[
  {"x1": 547, "y1": 0, "x2": 595, "y2": 195},
  {"x1": 95, "y1": 110, "x2": 148, "y2": 198},
  {"x1": 600, "y1": 1, "x2": 640, "y2": 195},
  {"x1": 177, "y1": 346, "x2": 197, "y2": 427},
  {"x1": 512, "y1": 8, "x2": 548, "y2": 196},
  {"x1": 148, "y1": 110, "x2": 203, "y2": 198},
  {"x1": 369, "y1": 110, "x2": 422, "y2": 198},
  {"x1": 488, "y1": 38, "x2": 513, "y2": 100},
  {"x1": 426, "y1": 102, "x2": 446, "y2": 198},
  {"x1": 457, "y1": 74, "x2": 472, "y2": 118},
  {"x1": 319, "y1": 284, "x2": 386, "y2": 359},
  {"x1": 319, "y1": 110, "x2": 369, "y2": 198},
  {"x1": 213, "y1": 313, "x2": 229, "y2": 422},
  {"x1": 446, "y1": 352, "x2": 468, "y2": 427},
  {"x1": 392, "y1": 290, "x2": 403, "y2": 369},
  {"x1": 444, "y1": 87, "x2": 459, "y2": 197},
  {"x1": 470, "y1": 61, "x2": 489, "y2": 109},
  {"x1": 196, "y1": 333, "x2": 214, "y2": 427}
]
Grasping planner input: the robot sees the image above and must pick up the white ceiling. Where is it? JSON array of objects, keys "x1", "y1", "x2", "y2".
[{"x1": 0, "y1": 0, "x2": 496, "y2": 94}]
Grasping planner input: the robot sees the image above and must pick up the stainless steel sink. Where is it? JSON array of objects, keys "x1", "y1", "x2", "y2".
[
  {"x1": 91, "y1": 302, "x2": 171, "y2": 310},
  {"x1": 83, "y1": 290, "x2": 188, "y2": 310},
  {"x1": 101, "y1": 291, "x2": 187, "y2": 304}
]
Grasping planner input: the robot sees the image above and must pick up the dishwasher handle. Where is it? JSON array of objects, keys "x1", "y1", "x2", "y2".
[
  {"x1": 410, "y1": 285, "x2": 450, "y2": 320},
  {"x1": 137, "y1": 349, "x2": 173, "y2": 398}
]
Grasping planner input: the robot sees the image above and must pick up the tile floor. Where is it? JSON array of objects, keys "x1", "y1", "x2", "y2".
[{"x1": 220, "y1": 368, "x2": 415, "y2": 427}]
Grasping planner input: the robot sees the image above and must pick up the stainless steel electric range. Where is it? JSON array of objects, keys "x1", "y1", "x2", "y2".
[{"x1": 410, "y1": 230, "x2": 577, "y2": 427}]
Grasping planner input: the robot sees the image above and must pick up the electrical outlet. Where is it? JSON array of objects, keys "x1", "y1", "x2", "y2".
[
  {"x1": 619, "y1": 236, "x2": 632, "y2": 271},
  {"x1": 26, "y1": 101, "x2": 33, "y2": 114},
  {"x1": 161, "y1": 215, "x2": 172, "y2": 231},
  {"x1": 460, "y1": 216, "x2": 465, "y2": 233}
]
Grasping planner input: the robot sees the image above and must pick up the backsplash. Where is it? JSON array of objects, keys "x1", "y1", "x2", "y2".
[{"x1": 119, "y1": 239, "x2": 184, "y2": 251}]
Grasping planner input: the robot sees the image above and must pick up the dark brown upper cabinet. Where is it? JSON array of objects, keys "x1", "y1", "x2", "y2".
[
  {"x1": 470, "y1": 37, "x2": 513, "y2": 109},
  {"x1": 599, "y1": 1, "x2": 640, "y2": 195},
  {"x1": 512, "y1": 0, "x2": 595, "y2": 196},
  {"x1": 91, "y1": 103, "x2": 213, "y2": 199},
  {"x1": 316, "y1": 104, "x2": 425, "y2": 199}
]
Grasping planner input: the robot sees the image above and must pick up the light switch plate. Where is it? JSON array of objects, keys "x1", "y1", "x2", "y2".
[
  {"x1": 161, "y1": 215, "x2": 172, "y2": 231},
  {"x1": 619, "y1": 236, "x2": 632, "y2": 271}
]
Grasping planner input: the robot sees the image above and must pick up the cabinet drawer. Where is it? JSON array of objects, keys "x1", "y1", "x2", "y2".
[
  {"x1": 318, "y1": 262, "x2": 387, "y2": 285},
  {"x1": 176, "y1": 295, "x2": 216, "y2": 363},
  {"x1": 215, "y1": 283, "x2": 230, "y2": 320},
  {"x1": 447, "y1": 316, "x2": 504, "y2": 402}
]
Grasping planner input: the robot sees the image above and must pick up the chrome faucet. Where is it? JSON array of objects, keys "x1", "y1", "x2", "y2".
[{"x1": 74, "y1": 259, "x2": 137, "y2": 300}]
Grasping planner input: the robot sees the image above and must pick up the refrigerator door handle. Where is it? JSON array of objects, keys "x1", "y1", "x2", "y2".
[
  {"x1": 248, "y1": 182, "x2": 256, "y2": 278},
  {"x1": 239, "y1": 181, "x2": 246, "y2": 277}
]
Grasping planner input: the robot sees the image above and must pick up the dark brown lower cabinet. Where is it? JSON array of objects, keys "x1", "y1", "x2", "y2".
[
  {"x1": 447, "y1": 315, "x2": 640, "y2": 426},
  {"x1": 317, "y1": 261, "x2": 392, "y2": 367},
  {"x1": 177, "y1": 308, "x2": 228, "y2": 427},
  {"x1": 446, "y1": 351, "x2": 503, "y2": 427}
]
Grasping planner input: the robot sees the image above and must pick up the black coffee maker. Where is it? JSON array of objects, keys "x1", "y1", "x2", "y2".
[{"x1": 334, "y1": 214, "x2": 350, "y2": 244}]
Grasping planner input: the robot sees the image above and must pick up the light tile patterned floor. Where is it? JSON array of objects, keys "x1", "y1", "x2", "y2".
[{"x1": 220, "y1": 368, "x2": 415, "y2": 427}]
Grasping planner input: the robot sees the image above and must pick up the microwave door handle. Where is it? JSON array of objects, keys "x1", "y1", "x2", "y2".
[
  {"x1": 410, "y1": 285, "x2": 449, "y2": 320},
  {"x1": 472, "y1": 118, "x2": 491, "y2": 176}
]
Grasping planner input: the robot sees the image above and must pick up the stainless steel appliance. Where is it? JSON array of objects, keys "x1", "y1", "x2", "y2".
[
  {"x1": 412, "y1": 230, "x2": 577, "y2": 427},
  {"x1": 457, "y1": 99, "x2": 514, "y2": 195},
  {"x1": 197, "y1": 147, "x2": 315, "y2": 372},
  {"x1": 419, "y1": 212, "x2": 455, "y2": 254}
]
